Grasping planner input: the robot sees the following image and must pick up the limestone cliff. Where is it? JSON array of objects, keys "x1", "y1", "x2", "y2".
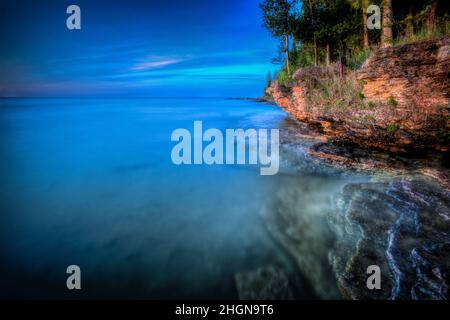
[{"x1": 266, "y1": 38, "x2": 450, "y2": 154}]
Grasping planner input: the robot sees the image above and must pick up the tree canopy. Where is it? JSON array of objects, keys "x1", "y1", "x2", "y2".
[{"x1": 260, "y1": 0, "x2": 448, "y2": 82}]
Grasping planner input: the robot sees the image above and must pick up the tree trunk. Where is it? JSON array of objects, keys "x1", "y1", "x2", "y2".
[
  {"x1": 381, "y1": 0, "x2": 393, "y2": 48},
  {"x1": 285, "y1": 33, "x2": 290, "y2": 76},
  {"x1": 427, "y1": 1, "x2": 438, "y2": 33},
  {"x1": 326, "y1": 43, "x2": 331, "y2": 66},
  {"x1": 363, "y1": 7, "x2": 369, "y2": 48},
  {"x1": 338, "y1": 56, "x2": 344, "y2": 80},
  {"x1": 308, "y1": 0, "x2": 318, "y2": 66},
  {"x1": 313, "y1": 34, "x2": 318, "y2": 66}
]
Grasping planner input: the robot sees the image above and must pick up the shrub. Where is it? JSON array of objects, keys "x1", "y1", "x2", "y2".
[
  {"x1": 387, "y1": 96, "x2": 398, "y2": 107},
  {"x1": 367, "y1": 101, "x2": 376, "y2": 109},
  {"x1": 386, "y1": 123, "x2": 400, "y2": 134},
  {"x1": 276, "y1": 69, "x2": 290, "y2": 86},
  {"x1": 348, "y1": 48, "x2": 371, "y2": 71},
  {"x1": 305, "y1": 73, "x2": 363, "y2": 111},
  {"x1": 394, "y1": 15, "x2": 450, "y2": 46},
  {"x1": 357, "y1": 91, "x2": 365, "y2": 100}
]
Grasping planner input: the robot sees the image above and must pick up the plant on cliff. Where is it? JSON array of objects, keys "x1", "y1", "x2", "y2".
[
  {"x1": 385, "y1": 123, "x2": 400, "y2": 134},
  {"x1": 357, "y1": 91, "x2": 365, "y2": 100},
  {"x1": 305, "y1": 73, "x2": 364, "y2": 111},
  {"x1": 366, "y1": 101, "x2": 376, "y2": 109},
  {"x1": 387, "y1": 96, "x2": 398, "y2": 107},
  {"x1": 264, "y1": 72, "x2": 272, "y2": 97},
  {"x1": 276, "y1": 69, "x2": 291, "y2": 86},
  {"x1": 347, "y1": 47, "x2": 371, "y2": 70}
]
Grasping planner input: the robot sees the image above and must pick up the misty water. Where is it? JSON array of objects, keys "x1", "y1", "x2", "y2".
[{"x1": 0, "y1": 98, "x2": 367, "y2": 299}]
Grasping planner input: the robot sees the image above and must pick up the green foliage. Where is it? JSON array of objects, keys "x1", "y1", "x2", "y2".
[
  {"x1": 394, "y1": 10, "x2": 450, "y2": 46},
  {"x1": 386, "y1": 123, "x2": 400, "y2": 134},
  {"x1": 263, "y1": 0, "x2": 449, "y2": 93},
  {"x1": 387, "y1": 96, "x2": 398, "y2": 107},
  {"x1": 348, "y1": 48, "x2": 371, "y2": 70},
  {"x1": 291, "y1": 42, "x2": 315, "y2": 68},
  {"x1": 366, "y1": 101, "x2": 376, "y2": 109},
  {"x1": 305, "y1": 73, "x2": 364, "y2": 111},
  {"x1": 294, "y1": 0, "x2": 360, "y2": 55},
  {"x1": 259, "y1": 0, "x2": 297, "y2": 38},
  {"x1": 277, "y1": 69, "x2": 291, "y2": 86},
  {"x1": 357, "y1": 91, "x2": 365, "y2": 100},
  {"x1": 321, "y1": 86, "x2": 330, "y2": 99}
]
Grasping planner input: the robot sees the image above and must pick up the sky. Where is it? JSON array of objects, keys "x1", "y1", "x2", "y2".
[{"x1": 0, "y1": 0, "x2": 280, "y2": 97}]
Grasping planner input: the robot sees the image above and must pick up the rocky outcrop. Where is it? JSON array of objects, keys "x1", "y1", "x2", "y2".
[
  {"x1": 266, "y1": 38, "x2": 450, "y2": 154},
  {"x1": 357, "y1": 38, "x2": 449, "y2": 109}
]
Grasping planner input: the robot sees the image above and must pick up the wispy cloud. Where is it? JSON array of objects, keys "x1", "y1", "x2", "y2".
[{"x1": 131, "y1": 58, "x2": 184, "y2": 71}]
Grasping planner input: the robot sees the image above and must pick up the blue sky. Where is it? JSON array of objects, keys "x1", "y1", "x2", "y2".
[{"x1": 0, "y1": 0, "x2": 279, "y2": 97}]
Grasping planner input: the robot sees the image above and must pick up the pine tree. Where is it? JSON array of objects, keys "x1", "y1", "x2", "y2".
[
  {"x1": 260, "y1": 0, "x2": 298, "y2": 76},
  {"x1": 266, "y1": 72, "x2": 272, "y2": 88},
  {"x1": 349, "y1": 0, "x2": 370, "y2": 48}
]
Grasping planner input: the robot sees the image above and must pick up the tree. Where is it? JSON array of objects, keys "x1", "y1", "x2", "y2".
[
  {"x1": 266, "y1": 72, "x2": 272, "y2": 88},
  {"x1": 313, "y1": 0, "x2": 360, "y2": 67},
  {"x1": 306, "y1": 0, "x2": 319, "y2": 66},
  {"x1": 349, "y1": 0, "x2": 370, "y2": 48},
  {"x1": 293, "y1": 0, "x2": 319, "y2": 66},
  {"x1": 426, "y1": 1, "x2": 438, "y2": 33},
  {"x1": 381, "y1": 0, "x2": 393, "y2": 47},
  {"x1": 260, "y1": 0, "x2": 298, "y2": 76}
]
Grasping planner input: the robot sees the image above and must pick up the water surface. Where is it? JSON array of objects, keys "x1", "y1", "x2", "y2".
[{"x1": 0, "y1": 98, "x2": 364, "y2": 299}]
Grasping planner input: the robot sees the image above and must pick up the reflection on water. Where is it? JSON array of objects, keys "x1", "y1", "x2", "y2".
[{"x1": 0, "y1": 98, "x2": 365, "y2": 299}]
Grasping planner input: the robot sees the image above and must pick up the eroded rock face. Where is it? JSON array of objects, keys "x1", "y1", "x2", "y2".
[
  {"x1": 329, "y1": 177, "x2": 450, "y2": 300},
  {"x1": 266, "y1": 38, "x2": 450, "y2": 153},
  {"x1": 266, "y1": 83, "x2": 309, "y2": 121},
  {"x1": 357, "y1": 38, "x2": 449, "y2": 109}
]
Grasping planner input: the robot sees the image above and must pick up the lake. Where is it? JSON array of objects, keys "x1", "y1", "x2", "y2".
[{"x1": 0, "y1": 98, "x2": 365, "y2": 299}]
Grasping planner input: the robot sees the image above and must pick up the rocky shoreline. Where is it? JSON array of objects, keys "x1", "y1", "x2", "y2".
[
  {"x1": 264, "y1": 37, "x2": 449, "y2": 189},
  {"x1": 239, "y1": 38, "x2": 450, "y2": 300},
  {"x1": 226, "y1": 97, "x2": 277, "y2": 105}
]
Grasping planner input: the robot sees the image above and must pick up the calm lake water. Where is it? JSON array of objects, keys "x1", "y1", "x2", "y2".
[{"x1": 0, "y1": 98, "x2": 364, "y2": 299}]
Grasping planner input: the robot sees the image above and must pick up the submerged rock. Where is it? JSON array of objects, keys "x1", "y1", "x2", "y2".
[
  {"x1": 329, "y1": 177, "x2": 450, "y2": 300},
  {"x1": 235, "y1": 266, "x2": 294, "y2": 300},
  {"x1": 260, "y1": 176, "x2": 345, "y2": 299}
]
